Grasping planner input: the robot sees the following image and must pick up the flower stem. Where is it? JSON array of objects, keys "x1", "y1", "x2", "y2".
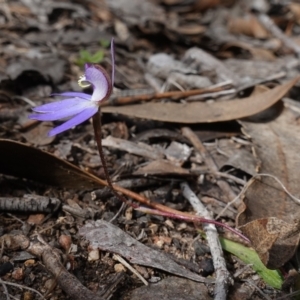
[
  {"x1": 136, "y1": 206, "x2": 250, "y2": 243},
  {"x1": 92, "y1": 109, "x2": 137, "y2": 208}
]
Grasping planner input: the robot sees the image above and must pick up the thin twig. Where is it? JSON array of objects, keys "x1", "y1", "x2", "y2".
[
  {"x1": 186, "y1": 89, "x2": 236, "y2": 101},
  {"x1": 112, "y1": 254, "x2": 148, "y2": 286},
  {"x1": 257, "y1": 13, "x2": 300, "y2": 58},
  {"x1": 237, "y1": 71, "x2": 286, "y2": 93},
  {"x1": 216, "y1": 173, "x2": 300, "y2": 219},
  {"x1": 243, "y1": 279, "x2": 272, "y2": 300},
  {"x1": 215, "y1": 177, "x2": 256, "y2": 220},
  {"x1": 181, "y1": 127, "x2": 238, "y2": 205},
  {"x1": 30, "y1": 234, "x2": 104, "y2": 300},
  {"x1": 254, "y1": 173, "x2": 300, "y2": 204},
  {"x1": 191, "y1": 169, "x2": 247, "y2": 186},
  {"x1": 109, "y1": 202, "x2": 126, "y2": 223},
  {"x1": 13, "y1": 95, "x2": 36, "y2": 107},
  {"x1": 0, "y1": 278, "x2": 10, "y2": 300},
  {"x1": 104, "y1": 82, "x2": 233, "y2": 106},
  {"x1": 233, "y1": 264, "x2": 253, "y2": 279},
  {"x1": 275, "y1": 289, "x2": 300, "y2": 300},
  {"x1": 181, "y1": 182, "x2": 233, "y2": 300},
  {"x1": 212, "y1": 171, "x2": 247, "y2": 186},
  {"x1": 0, "y1": 278, "x2": 46, "y2": 300}
]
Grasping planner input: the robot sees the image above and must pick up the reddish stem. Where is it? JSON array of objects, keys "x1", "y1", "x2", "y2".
[{"x1": 137, "y1": 207, "x2": 250, "y2": 243}]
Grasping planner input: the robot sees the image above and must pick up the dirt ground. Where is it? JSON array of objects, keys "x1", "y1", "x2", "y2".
[{"x1": 1, "y1": 0, "x2": 300, "y2": 299}]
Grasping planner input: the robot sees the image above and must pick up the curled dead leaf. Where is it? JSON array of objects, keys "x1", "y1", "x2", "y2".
[{"x1": 239, "y1": 217, "x2": 300, "y2": 269}]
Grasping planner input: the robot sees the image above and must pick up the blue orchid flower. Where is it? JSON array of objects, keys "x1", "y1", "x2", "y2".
[{"x1": 29, "y1": 39, "x2": 115, "y2": 136}]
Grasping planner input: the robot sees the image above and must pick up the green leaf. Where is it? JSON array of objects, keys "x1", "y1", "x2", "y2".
[
  {"x1": 99, "y1": 39, "x2": 110, "y2": 48},
  {"x1": 219, "y1": 236, "x2": 283, "y2": 289},
  {"x1": 79, "y1": 50, "x2": 92, "y2": 60},
  {"x1": 90, "y1": 51, "x2": 104, "y2": 63},
  {"x1": 75, "y1": 49, "x2": 104, "y2": 67}
]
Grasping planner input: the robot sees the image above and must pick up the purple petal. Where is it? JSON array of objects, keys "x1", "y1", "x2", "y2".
[
  {"x1": 84, "y1": 63, "x2": 91, "y2": 70},
  {"x1": 111, "y1": 38, "x2": 115, "y2": 87},
  {"x1": 29, "y1": 101, "x2": 96, "y2": 121},
  {"x1": 85, "y1": 64, "x2": 110, "y2": 102},
  {"x1": 32, "y1": 98, "x2": 89, "y2": 113},
  {"x1": 48, "y1": 106, "x2": 99, "y2": 136},
  {"x1": 52, "y1": 92, "x2": 91, "y2": 100}
]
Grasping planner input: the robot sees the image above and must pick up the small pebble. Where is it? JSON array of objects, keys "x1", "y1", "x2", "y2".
[
  {"x1": 59, "y1": 234, "x2": 72, "y2": 252},
  {"x1": 12, "y1": 267, "x2": 24, "y2": 280},
  {"x1": 114, "y1": 263, "x2": 126, "y2": 273},
  {"x1": 88, "y1": 249, "x2": 100, "y2": 261}
]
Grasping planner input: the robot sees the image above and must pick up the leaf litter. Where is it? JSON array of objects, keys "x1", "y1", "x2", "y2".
[
  {"x1": 2, "y1": 0, "x2": 300, "y2": 299},
  {"x1": 238, "y1": 108, "x2": 300, "y2": 269}
]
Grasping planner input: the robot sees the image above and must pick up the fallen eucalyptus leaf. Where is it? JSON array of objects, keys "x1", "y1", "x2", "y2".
[
  {"x1": 0, "y1": 139, "x2": 106, "y2": 189},
  {"x1": 102, "y1": 77, "x2": 299, "y2": 123}
]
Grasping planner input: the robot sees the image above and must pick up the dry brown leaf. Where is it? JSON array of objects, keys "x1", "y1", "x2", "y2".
[
  {"x1": 221, "y1": 148, "x2": 259, "y2": 176},
  {"x1": 102, "y1": 77, "x2": 299, "y2": 123},
  {"x1": 239, "y1": 217, "x2": 300, "y2": 269},
  {"x1": 21, "y1": 122, "x2": 55, "y2": 146},
  {"x1": 237, "y1": 108, "x2": 300, "y2": 268},
  {"x1": 228, "y1": 15, "x2": 269, "y2": 39},
  {"x1": 0, "y1": 139, "x2": 106, "y2": 189}
]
